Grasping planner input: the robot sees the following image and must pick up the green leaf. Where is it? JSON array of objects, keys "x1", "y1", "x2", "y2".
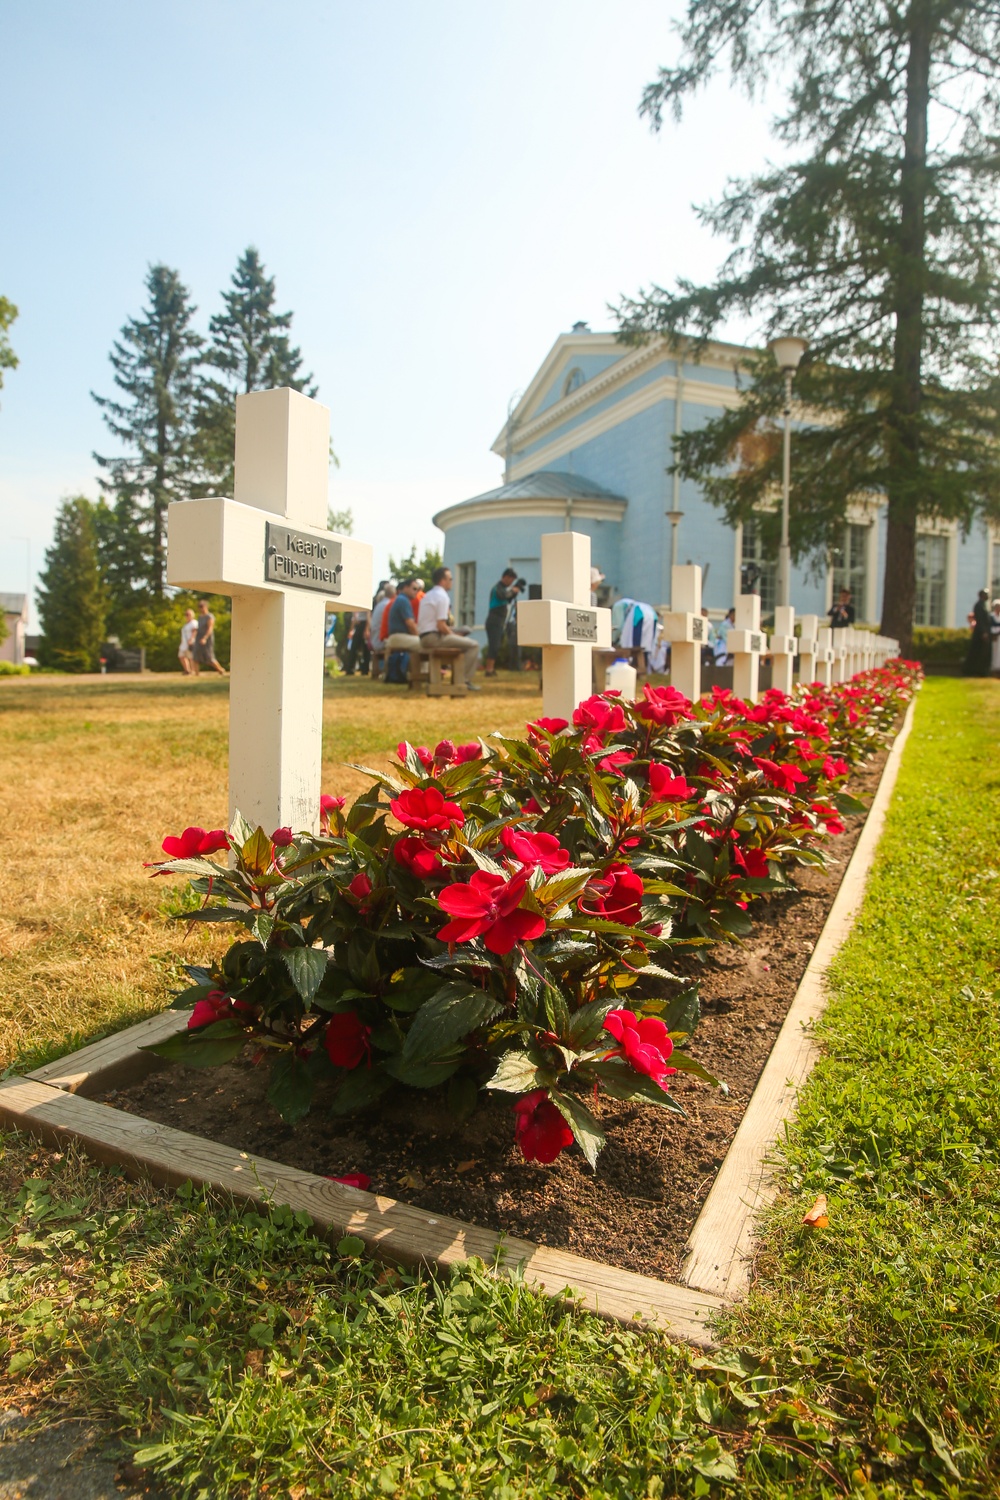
[
  {"x1": 447, "y1": 1073, "x2": 479, "y2": 1122},
  {"x1": 349, "y1": 762, "x2": 403, "y2": 794},
  {"x1": 266, "y1": 1051, "x2": 315, "y2": 1124},
  {"x1": 329, "y1": 1067, "x2": 393, "y2": 1115},
  {"x1": 240, "y1": 826, "x2": 275, "y2": 877},
  {"x1": 229, "y1": 809, "x2": 255, "y2": 847},
  {"x1": 567, "y1": 996, "x2": 617, "y2": 1047},
  {"x1": 142, "y1": 1019, "x2": 246, "y2": 1069},
  {"x1": 534, "y1": 866, "x2": 594, "y2": 910},
  {"x1": 168, "y1": 981, "x2": 215, "y2": 1011},
  {"x1": 549, "y1": 1091, "x2": 605, "y2": 1168},
  {"x1": 670, "y1": 1052, "x2": 719, "y2": 1086},
  {"x1": 587, "y1": 1058, "x2": 686, "y2": 1113},
  {"x1": 283, "y1": 946, "x2": 329, "y2": 1004},
  {"x1": 689, "y1": 1437, "x2": 739, "y2": 1482},
  {"x1": 715, "y1": 905, "x2": 753, "y2": 938},
  {"x1": 663, "y1": 986, "x2": 700, "y2": 1036},
  {"x1": 337, "y1": 1235, "x2": 366, "y2": 1257},
  {"x1": 402, "y1": 983, "x2": 501, "y2": 1065},
  {"x1": 487, "y1": 1051, "x2": 547, "y2": 1093},
  {"x1": 833, "y1": 791, "x2": 866, "y2": 815},
  {"x1": 543, "y1": 986, "x2": 572, "y2": 1039},
  {"x1": 252, "y1": 911, "x2": 275, "y2": 947},
  {"x1": 153, "y1": 855, "x2": 228, "y2": 879},
  {"x1": 383, "y1": 1053, "x2": 462, "y2": 1087}
]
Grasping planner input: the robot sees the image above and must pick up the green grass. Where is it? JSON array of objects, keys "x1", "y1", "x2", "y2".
[{"x1": 1, "y1": 677, "x2": 998, "y2": 1497}]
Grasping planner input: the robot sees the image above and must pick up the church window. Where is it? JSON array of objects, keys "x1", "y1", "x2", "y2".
[
  {"x1": 456, "y1": 562, "x2": 477, "y2": 629},
  {"x1": 914, "y1": 534, "x2": 948, "y2": 626},
  {"x1": 740, "y1": 516, "x2": 777, "y2": 616},
  {"x1": 563, "y1": 367, "x2": 584, "y2": 397},
  {"x1": 831, "y1": 523, "x2": 870, "y2": 615}
]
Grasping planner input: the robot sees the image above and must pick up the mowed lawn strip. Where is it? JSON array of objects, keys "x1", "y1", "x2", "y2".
[
  {"x1": 0, "y1": 673, "x2": 541, "y2": 1072},
  {"x1": 0, "y1": 675, "x2": 996, "y2": 1497}
]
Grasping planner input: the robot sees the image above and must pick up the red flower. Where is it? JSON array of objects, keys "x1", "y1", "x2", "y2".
[
  {"x1": 188, "y1": 989, "x2": 233, "y2": 1030},
  {"x1": 348, "y1": 872, "x2": 373, "y2": 900},
  {"x1": 732, "y1": 845, "x2": 770, "y2": 879},
  {"x1": 528, "y1": 717, "x2": 569, "y2": 736},
  {"x1": 598, "y1": 750, "x2": 633, "y2": 775},
  {"x1": 603, "y1": 1008, "x2": 674, "y2": 1083},
  {"x1": 394, "y1": 837, "x2": 443, "y2": 879},
  {"x1": 634, "y1": 683, "x2": 694, "y2": 727},
  {"x1": 522, "y1": 797, "x2": 543, "y2": 815},
  {"x1": 455, "y1": 742, "x2": 483, "y2": 763},
  {"x1": 822, "y1": 756, "x2": 849, "y2": 780},
  {"x1": 812, "y1": 801, "x2": 845, "y2": 835},
  {"x1": 162, "y1": 826, "x2": 228, "y2": 858},
  {"x1": 512, "y1": 1089, "x2": 575, "y2": 1163},
  {"x1": 325, "y1": 1172, "x2": 371, "y2": 1191},
  {"x1": 271, "y1": 827, "x2": 294, "y2": 847},
  {"x1": 584, "y1": 864, "x2": 644, "y2": 926},
  {"x1": 433, "y1": 739, "x2": 457, "y2": 765},
  {"x1": 325, "y1": 1011, "x2": 371, "y2": 1069},
  {"x1": 390, "y1": 786, "x2": 464, "y2": 832},
  {"x1": 647, "y1": 763, "x2": 695, "y2": 801},
  {"x1": 573, "y1": 695, "x2": 626, "y2": 736},
  {"x1": 753, "y1": 757, "x2": 809, "y2": 794},
  {"x1": 397, "y1": 741, "x2": 434, "y2": 772},
  {"x1": 500, "y1": 825, "x2": 571, "y2": 876},
  {"x1": 437, "y1": 869, "x2": 546, "y2": 955}
]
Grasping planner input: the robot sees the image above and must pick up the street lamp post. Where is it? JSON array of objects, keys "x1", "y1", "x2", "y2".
[
  {"x1": 666, "y1": 509, "x2": 684, "y2": 603},
  {"x1": 767, "y1": 335, "x2": 808, "y2": 608}
]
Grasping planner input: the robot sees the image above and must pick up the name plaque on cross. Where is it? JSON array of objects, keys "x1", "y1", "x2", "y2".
[
  {"x1": 566, "y1": 608, "x2": 598, "y2": 642},
  {"x1": 265, "y1": 522, "x2": 344, "y2": 594}
]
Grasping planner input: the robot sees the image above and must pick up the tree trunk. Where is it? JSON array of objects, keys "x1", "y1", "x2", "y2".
[{"x1": 881, "y1": 0, "x2": 932, "y2": 656}]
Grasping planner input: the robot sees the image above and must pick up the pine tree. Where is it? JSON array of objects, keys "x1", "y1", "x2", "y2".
[
  {"x1": 619, "y1": 2, "x2": 1000, "y2": 652},
  {"x1": 37, "y1": 498, "x2": 108, "y2": 672},
  {"x1": 195, "y1": 248, "x2": 316, "y2": 494},
  {"x1": 92, "y1": 265, "x2": 204, "y2": 597}
]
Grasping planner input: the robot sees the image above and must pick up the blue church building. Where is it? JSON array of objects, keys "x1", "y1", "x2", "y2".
[{"x1": 434, "y1": 325, "x2": 996, "y2": 638}]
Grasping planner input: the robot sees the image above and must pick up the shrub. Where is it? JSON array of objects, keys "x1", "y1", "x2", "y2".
[
  {"x1": 0, "y1": 661, "x2": 29, "y2": 677},
  {"x1": 910, "y1": 626, "x2": 970, "y2": 668},
  {"x1": 127, "y1": 593, "x2": 232, "y2": 672},
  {"x1": 147, "y1": 665, "x2": 920, "y2": 1168}
]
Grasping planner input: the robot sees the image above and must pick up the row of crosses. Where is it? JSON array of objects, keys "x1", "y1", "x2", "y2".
[{"x1": 166, "y1": 388, "x2": 899, "y2": 839}]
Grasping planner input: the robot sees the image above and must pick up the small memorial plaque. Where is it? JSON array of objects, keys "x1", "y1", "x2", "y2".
[
  {"x1": 750, "y1": 632, "x2": 763, "y2": 653},
  {"x1": 265, "y1": 522, "x2": 343, "y2": 595},
  {"x1": 566, "y1": 607, "x2": 598, "y2": 642},
  {"x1": 692, "y1": 616, "x2": 705, "y2": 641}
]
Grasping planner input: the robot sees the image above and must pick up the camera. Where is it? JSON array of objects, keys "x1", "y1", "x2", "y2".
[{"x1": 515, "y1": 577, "x2": 527, "y2": 591}]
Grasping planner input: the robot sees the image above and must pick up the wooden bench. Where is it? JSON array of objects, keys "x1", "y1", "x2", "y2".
[{"x1": 408, "y1": 645, "x2": 469, "y2": 698}]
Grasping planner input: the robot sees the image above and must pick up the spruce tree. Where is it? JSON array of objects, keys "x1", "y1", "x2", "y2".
[
  {"x1": 195, "y1": 248, "x2": 316, "y2": 494},
  {"x1": 37, "y1": 498, "x2": 108, "y2": 672},
  {"x1": 619, "y1": 2, "x2": 1000, "y2": 652},
  {"x1": 92, "y1": 265, "x2": 204, "y2": 597}
]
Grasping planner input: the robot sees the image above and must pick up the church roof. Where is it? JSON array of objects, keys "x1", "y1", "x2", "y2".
[
  {"x1": 433, "y1": 470, "x2": 628, "y2": 532},
  {"x1": 0, "y1": 593, "x2": 27, "y2": 616},
  {"x1": 460, "y1": 471, "x2": 627, "y2": 506}
]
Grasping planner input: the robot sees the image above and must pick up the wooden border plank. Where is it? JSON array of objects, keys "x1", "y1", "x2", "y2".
[
  {"x1": 27, "y1": 1008, "x2": 188, "y2": 1096},
  {"x1": 680, "y1": 696, "x2": 918, "y2": 1299},
  {"x1": 0, "y1": 1075, "x2": 723, "y2": 1346}
]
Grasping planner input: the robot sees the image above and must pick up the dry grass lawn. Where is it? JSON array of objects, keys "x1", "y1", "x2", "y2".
[{"x1": 0, "y1": 671, "x2": 543, "y2": 1072}]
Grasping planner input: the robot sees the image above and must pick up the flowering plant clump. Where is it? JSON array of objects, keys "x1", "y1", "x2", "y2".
[{"x1": 147, "y1": 666, "x2": 920, "y2": 1168}]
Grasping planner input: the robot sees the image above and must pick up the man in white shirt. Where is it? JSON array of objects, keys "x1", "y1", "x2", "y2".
[{"x1": 416, "y1": 566, "x2": 481, "y2": 690}]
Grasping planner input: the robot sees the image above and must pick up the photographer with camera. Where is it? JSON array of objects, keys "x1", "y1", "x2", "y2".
[{"x1": 484, "y1": 566, "x2": 526, "y2": 677}]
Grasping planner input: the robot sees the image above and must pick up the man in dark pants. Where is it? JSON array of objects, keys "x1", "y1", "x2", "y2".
[
  {"x1": 964, "y1": 588, "x2": 992, "y2": 676},
  {"x1": 484, "y1": 567, "x2": 524, "y2": 676},
  {"x1": 828, "y1": 588, "x2": 856, "y2": 634},
  {"x1": 383, "y1": 578, "x2": 421, "y2": 684}
]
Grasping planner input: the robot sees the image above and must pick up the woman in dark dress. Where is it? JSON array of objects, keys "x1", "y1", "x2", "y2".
[{"x1": 963, "y1": 589, "x2": 992, "y2": 676}]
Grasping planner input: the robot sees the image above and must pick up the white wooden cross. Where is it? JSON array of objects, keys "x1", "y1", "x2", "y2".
[
  {"x1": 661, "y1": 564, "x2": 705, "y2": 702},
  {"x1": 797, "y1": 612, "x2": 820, "y2": 684},
  {"x1": 167, "y1": 387, "x2": 373, "y2": 835},
  {"x1": 728, "y1": 593, "x2": 768, "y2": 703},
  {"x1": 832, "y1": 627, "x2": 851, "y2": 683},
  {"x1": 815, "y1": 625, "x2": 837, "y2": 686},
  {"x1": 770, "y1": 604, "x2": 798, "y2": 695},
  {"x1": 516, "y1": 532, "x2": 612, "y2": 720}
]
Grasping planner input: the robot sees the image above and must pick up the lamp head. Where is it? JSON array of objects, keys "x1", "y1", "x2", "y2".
[
  {"x1": 768, "y1": 335, "x2": 808, "y2": 371},
  {"x1": 665, "y1": 509, "x2": 685, "y2": 524}
]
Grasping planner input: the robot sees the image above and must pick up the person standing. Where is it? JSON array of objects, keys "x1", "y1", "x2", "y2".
[
  {"x1": 368, "y1": 583, "x2": 396, "y2": 680},
  {"x1": 828, "y1": 588, "x2": 856, "y2": 633},
  {"x1": 963, "y1": 588, "x2": 992, "y2": 676},
  {"x1": 193, "y1": 599, "x2": 227, "y2": 676},
  {"x1": 417, "y1": 566, "x2": 480, "y2": 690},
  {"x1": 177, "y1": 607, "x2": 197, "y2": 676},
  {"x1": 344, "y1": 609, "x2": 370, "y2": 676},
  {"x1": 991, "y1": 598, "x2": 1000, "y2": 675},
  {"x1": 484, "y1": 567, "x2": 523, "y2": 676}
]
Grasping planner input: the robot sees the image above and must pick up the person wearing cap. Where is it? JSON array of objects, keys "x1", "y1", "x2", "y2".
[{"x1": 590, "y1": 566, "x2": 605, "y2": 607}]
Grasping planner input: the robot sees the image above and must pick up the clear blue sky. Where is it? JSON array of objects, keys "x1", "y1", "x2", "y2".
[{"x1": 0, "y1": 1, "x2": 777, "y2": 622}]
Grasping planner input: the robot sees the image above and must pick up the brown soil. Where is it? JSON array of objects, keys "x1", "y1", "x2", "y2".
[{"x1": 101, "y1": 745, "x2": 889, "y2": 1282}]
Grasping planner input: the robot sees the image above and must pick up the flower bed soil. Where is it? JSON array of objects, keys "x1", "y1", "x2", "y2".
[{"x1": 101, "y1": 745, "x2": 889, "y2": 1282}]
